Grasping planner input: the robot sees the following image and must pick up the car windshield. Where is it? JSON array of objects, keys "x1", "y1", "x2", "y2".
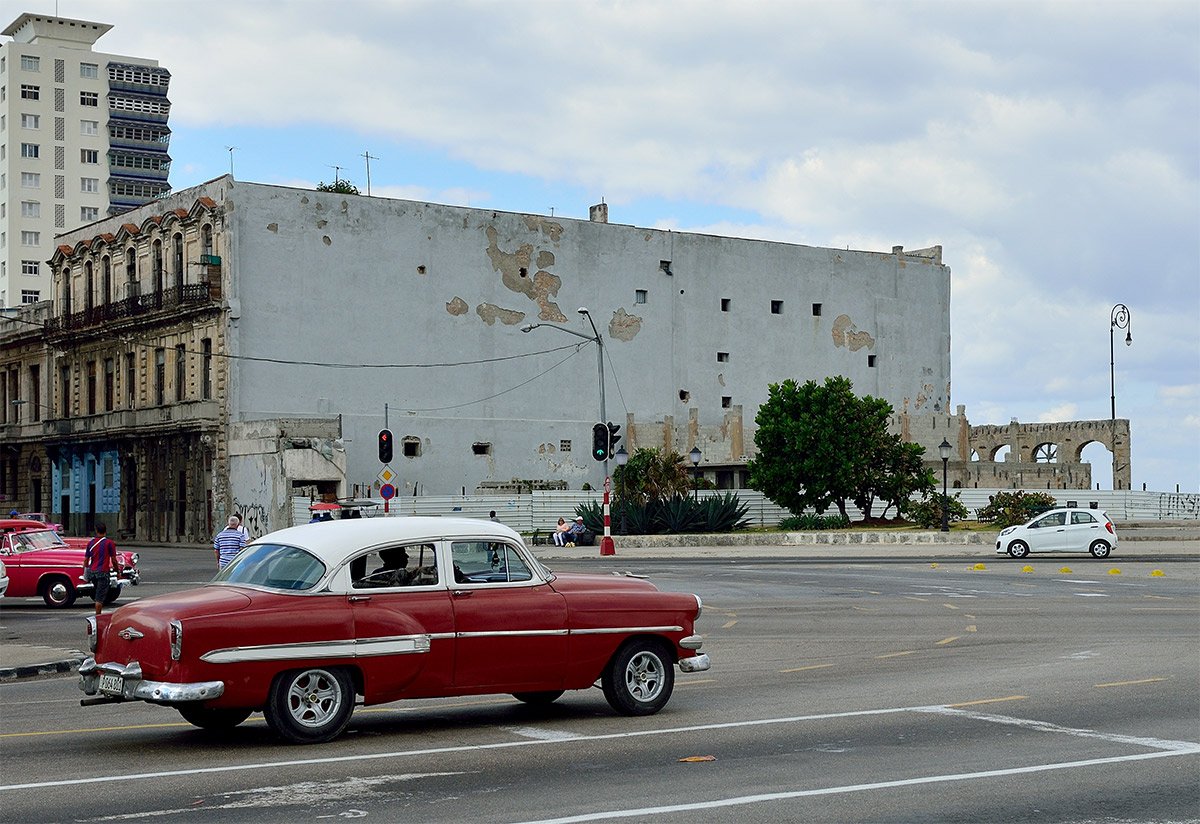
[
  {"x1": 8, "y1": 530, "x2": 68, "y2": 552},
  {"x1": 213, "y1": 543, "x2": 326, "y2": 591}
]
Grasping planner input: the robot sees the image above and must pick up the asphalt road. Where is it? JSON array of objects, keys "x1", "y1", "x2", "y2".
[{"x1": 1, "y1": 549, "x2": 1197, "y2": 823}]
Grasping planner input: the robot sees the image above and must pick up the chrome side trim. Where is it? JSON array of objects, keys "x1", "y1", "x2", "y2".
[
  {"x1": 455, "y1": 629, "x2": 569, "y2": 639},
  {"x1": 199, "y1": 634, "x2": 431, "y2": 664},
  {"x1": 678, "y1": 653, "x2": 711, "y2": 673},
  {"x1": 569, "y1": 625, "x2": 683, "y2": 635}
]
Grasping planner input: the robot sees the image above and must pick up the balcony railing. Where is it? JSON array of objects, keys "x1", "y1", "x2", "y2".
[{"x1": 45, "y1": 283, "x2": 219, "y2": 334}]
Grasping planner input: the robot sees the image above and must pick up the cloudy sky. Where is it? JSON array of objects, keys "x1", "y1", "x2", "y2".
[{"x1": 38, "y1": 0, "x2": 1199, "y2": 492}]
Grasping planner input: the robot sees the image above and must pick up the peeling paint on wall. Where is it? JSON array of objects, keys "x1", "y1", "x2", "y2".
[
  {"x1": 608, "y1": 308, "x2": 642, "y2": 341},
  {"x1": 485, "y1": 226, "x2": 566, "y2": 321},
  {"x1": 522, "y1": 215, "x2": 564, "y2": 243},
  {"x1": 476, "y1": 303, "x2": 526, "y2": 326},
  {"x1": 446, "y1": 296, "x2": 469, "y2": 316},
  {"x1": 831, "y1": 314, "x2": 875, "y2": 351}
]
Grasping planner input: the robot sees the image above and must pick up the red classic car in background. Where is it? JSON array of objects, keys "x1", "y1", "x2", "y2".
[
  {"x1": 80, "y1": 517, "x2": 710, "y2": 743},
  {"x1": 0, "y1": 519, "x2": 140, "y2": 608}
]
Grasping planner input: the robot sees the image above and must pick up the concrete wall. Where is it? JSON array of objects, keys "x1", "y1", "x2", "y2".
[{"x1": 221, "y1": 181, "x2": 950, "y2": 495}]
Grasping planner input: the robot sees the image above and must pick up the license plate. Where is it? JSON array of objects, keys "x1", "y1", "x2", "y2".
[{"x1": 98, "y1": 673, "x2": 124, "y2": 696}]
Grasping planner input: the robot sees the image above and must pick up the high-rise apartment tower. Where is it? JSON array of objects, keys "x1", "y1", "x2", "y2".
[{"x1": 0, "y1": 12, "x2": 171, "y2": 307}]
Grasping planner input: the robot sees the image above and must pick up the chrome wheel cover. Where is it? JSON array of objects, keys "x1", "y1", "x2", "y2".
[
  {"x1": 624, "y1": 650, "x2": 666, "y2": 703},
  {"x1": 285, "y1": 669, "x2": 344, "y2": 729}
]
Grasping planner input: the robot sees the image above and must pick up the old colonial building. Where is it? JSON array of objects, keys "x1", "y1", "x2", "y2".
[{"x1": 1, "y1": 175, "x2": 1126, "y2": 540}]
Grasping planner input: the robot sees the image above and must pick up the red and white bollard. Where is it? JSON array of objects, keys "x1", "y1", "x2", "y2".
[{"x1": 600, "y1": 476, "x2": 615, "y2": 556}]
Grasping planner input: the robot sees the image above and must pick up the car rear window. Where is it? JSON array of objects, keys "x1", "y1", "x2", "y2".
[{"x1": 213, "y1": 543, "x2": 326, "y2": 591}]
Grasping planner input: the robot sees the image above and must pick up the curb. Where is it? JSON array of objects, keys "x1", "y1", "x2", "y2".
[{"x1": 0, "y1": 651, "x2": 86, "y2": 683}]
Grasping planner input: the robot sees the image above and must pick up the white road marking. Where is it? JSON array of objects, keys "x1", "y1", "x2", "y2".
[{"x1": 1074, "y1": 593, "x2": 1109, "y2": 597}]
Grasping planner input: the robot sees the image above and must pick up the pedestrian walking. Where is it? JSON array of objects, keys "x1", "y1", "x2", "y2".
[
  {"x1": 83, "y1": 522, "x2": 120, "y2": 616},
  {"x1": 214, "y1": 516, "x2": 248, "y2": 570}
]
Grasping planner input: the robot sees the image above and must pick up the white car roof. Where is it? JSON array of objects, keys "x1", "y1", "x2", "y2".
[{"x1": 256, "y1": 517, "x2": 525, "y2": 567}]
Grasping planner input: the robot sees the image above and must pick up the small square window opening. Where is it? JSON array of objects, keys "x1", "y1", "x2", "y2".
[
  {"x1": 635, "y1": 289, "x2": 647, "y2": 304},
  {"x1": 559, "y1": 440, "x2": 571, "y2": 452},
  {"x1": 472, "y1": 442, "x2": 492, "y2": 456},
  {"x1": 812, "y1": 303, "x2": 822, "y2": 316},
  {"x1": 722, "y1": 396, "x2": 732, "y2": 408},
  {"x1": 720, "y1": 298, "x2": 731, "y2": 312},
  {"x1": 867, "y1": 355, "x2": 877, "y2": 367},
  {"x1": 771, "y1": 300, "x2": 783, "y2": 314},
  {"x1": 717, "y1": 352, "x2": 730, "y2": 363}
]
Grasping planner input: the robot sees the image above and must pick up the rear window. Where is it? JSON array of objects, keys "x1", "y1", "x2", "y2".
[{"x1": 213, "y1": 543, "x2": 326, "y2": 591}]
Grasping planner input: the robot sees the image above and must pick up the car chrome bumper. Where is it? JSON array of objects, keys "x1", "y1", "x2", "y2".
[
  {"x1": 78, "y1": 658, "x2": 224, "y2": 704},
  {"x1": 678, "y1": 653, "x2": 711, "y2": 673}
]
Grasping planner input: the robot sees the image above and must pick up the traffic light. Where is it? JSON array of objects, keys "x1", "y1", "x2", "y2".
[
  {"x1": 377, "y1": 429, "x2": 393, "y2": 463},
  {"x1": 607, "y1": 422, "x2": 621, "y2": 454},
  {"x1": 591, "y1": 422, "x2": 610, "y2": 462}
]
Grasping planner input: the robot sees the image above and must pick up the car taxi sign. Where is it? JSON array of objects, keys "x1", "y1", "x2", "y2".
[{"x1": 379, "y1": 483, "x2": 396, "y2": 500}]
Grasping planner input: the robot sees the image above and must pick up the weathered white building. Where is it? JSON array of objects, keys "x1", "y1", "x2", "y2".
[{"x1": 2, "y1": 176, "x2": 953, "y2": 538}]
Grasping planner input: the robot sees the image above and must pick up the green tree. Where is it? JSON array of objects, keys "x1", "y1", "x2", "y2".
[
  {"x1": 613, "y1": 447, "x2": 692, "y2": 505},
  {"x1": 316, "y1": 179, "x2": 361, "y2": 195},
  {"x1": 748, "y1": 376, "x2": 931, "y2": 520}
]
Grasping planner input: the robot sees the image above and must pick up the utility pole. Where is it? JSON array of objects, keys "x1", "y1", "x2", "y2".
[
  {"x1": 225, "y1": 146, "x2": 237, "y2": 176},
  {"x1": 362, "y1": 151, "x2": 379, "y2": 196}
]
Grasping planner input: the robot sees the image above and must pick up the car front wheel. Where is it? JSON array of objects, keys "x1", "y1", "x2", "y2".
[
  {"x1": 1089, "y1": 540, "x2": 1112, "y2": 558},
  {"x1": 1007, "y1": 540, "x2": 1030, "y2": 559},
  {"x1": 40, "y1": 575, "x2": 77, "y2": 608},
  {"x1": 264, "y1": 667, "x2": 355, "y2": 744},
  {"x1": 178, "y1": 704, "x2": 252, "y2": 730},
  {"x1": 602, "y1": 639, "x2": 675, "y2": 716}
]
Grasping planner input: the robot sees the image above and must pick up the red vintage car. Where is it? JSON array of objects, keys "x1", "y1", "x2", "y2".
[
  {"x1": 80, "y1": 517, "x2": 710, "y2": 744},
  {"x1": 0, "y1": 519, "x2": 140, "y2": 608}
]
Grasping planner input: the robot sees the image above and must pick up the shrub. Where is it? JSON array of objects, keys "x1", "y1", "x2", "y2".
[
  {"x1": 778, "y1": 513, "x2": 851, "y2": 531},
  {"x1": 904, "y1": 492, "x2": 970, "y2": 529},
  {"x1": 975, "y1": 490, "x2": 1057, "y2": 528},
  {"x1": 580, "y1": 492, "x2": 751, "y2": 535}
]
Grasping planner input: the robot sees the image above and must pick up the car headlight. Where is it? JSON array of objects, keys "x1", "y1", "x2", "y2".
[
  {"x1": 1000, "y1": 527, "x2": 1016, "y2": 536},
  {"x1": 130, "y1": 552, "x2": 139, "y2": 565}
]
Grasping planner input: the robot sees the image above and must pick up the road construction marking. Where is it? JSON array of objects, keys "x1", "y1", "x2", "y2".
[
  {"x1": 721, "y1": 620, "x2": 738, "y2": 629},
  {"x1": 936, "y1": 636, "x2": 959, "y2": 646},
  {"x1": 1095, "y1": 677, "x2": 1166, "y2": 689},
  {"x1": 965, "y1": 625, "x2": 977, "y2": 632},
  {"x1": 780, "y1": 664, "x2": 834, "y2": 673},
  {"x1": 902, "y1": 595, "x2": 928, "y2": 602}
]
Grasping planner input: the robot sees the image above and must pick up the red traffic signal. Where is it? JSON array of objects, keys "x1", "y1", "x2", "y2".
[{"x1": 378, "y1": 429, "x2": 393, "y2": 463}]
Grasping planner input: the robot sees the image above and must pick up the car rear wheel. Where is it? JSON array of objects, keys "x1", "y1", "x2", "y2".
[
  {"x1": 40, "y1": 575, "x2": 77, "y2": 608},
  {"x1": 512, "y1": 690, "x2": 564, "y2": 706},
  {"x1": 264, "y1": 667, "x2": 355, "y2": 744},
  {"x1": 1007, "y1": 541, "x2": 1030, "y2": 559},
  {"x1": 1089, "y1": 540, "x2": 1112, "y2": 558},
  {"x1": 602, "y1": 639, "x2": 674, "y2": 716},
  {"x1": 177, "y1": 704, "x2": 252, "y2": 730}
]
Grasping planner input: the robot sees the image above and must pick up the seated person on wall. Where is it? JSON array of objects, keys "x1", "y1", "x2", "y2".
[
  {"x1": 564, "y1": 516, "x2": 593, "y2": 546},
  {"x1": 552, "y1": 517, "x2": 572, "y2": 547}
]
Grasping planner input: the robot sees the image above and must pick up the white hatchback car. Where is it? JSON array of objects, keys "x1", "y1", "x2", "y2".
[{"x1": 996, "y1": 508, "x2": 1119, "y2": 559}]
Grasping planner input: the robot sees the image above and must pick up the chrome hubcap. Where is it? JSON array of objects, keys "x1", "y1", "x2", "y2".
[
  {"x1": 285, "y1": 670, "x2": 342, "y2": 728},
  {"x1": 625, "y1": 651, "x2": 665, "y2": 702}
]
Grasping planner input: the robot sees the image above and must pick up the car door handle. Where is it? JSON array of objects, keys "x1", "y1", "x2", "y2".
[
  {"x1": 348, "y1": 595, "x2": 371, "y2": 603},
  {"x1": 452, "y1": 590, "x2": 473, "y2": 597}
]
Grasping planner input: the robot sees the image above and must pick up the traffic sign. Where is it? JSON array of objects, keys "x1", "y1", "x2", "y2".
[
  {"x1": 377, "y1": 466, "x2": 396, "y2": 485},
  {"x1": 379, "y1": 483, "x2": 396, "y2": 500}
]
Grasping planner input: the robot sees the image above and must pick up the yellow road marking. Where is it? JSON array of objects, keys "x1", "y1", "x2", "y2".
[
  {"x1": 876, "y1": 650, "x2": 917, "y2": 659},
  {"x1": 936, "y1": 636, "x2": 959, "y2": 646},
  {"x1": 721, "y1": 620, "x2": 738, "y2": 629},
  {"x1": 780, "y1": 664, "x2": 835, "y2": 673},
  {"x1": 1095, "y1": 677, "x2": 1166, "y2": 689},
  {"x1": 943, "y1": 603, "x2": 959, "y2": 610},
  {"x1": 902, "y1": 596, "x2": 928, "y2": 602},
  {"x1": 0, "y1": 721, "x2": 193, "y2": 738},
  {"x1": 966, "y1": 625, "x2": 977, "y2": 632},
  {"x1": 946, "y1": 695, "x2": 1027, "y2": 708},
  {"x1": 1143, "y1": 595, "x2": 1172, "y2": 600},
  {"x1": 964, "y1": 614, "x2": 976, "y2": 619}
]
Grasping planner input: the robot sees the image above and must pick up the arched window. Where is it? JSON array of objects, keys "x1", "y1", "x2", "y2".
[
  {"x1": 152, "y1": 239, "x2": 164, "y2": 294},
  {"x1": 201, "y1": 224, "x2": 213, "y2": 257},
  {"x1": 101, "y1": 256, "x2": 112, "y2": 305},
  {"x1": 62, "y1": 267, "x2": 73, "y2": 316},
  {"x1": 125, "y1": 247, "x2": 138, "y2": 298},
  {"x1": 172, "y1": 232, "x2": 184, "y2": 292},
  {"x1": 85, "y1": 261, "x2": 95, "y2": 312}
]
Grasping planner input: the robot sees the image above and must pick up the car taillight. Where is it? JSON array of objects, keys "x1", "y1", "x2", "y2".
[
  {"x1": 170, "y1": 620, "x2": 183, "y2": 661},
  {"x1": 1106, "y1": 521, "x2": 1114, "y2": 534},
  {"x1": 86, "y1": 616, "x2": 97, "y2": 653}
]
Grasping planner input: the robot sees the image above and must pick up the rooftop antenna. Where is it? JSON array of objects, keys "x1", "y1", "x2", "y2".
[
  {"x1": 224, "y1": 146, "x2": 237, "y2": 176},
  {"x1": 362, "y1": 150, "x2": 379, "y2": 196},
  {"x1": 328, "y1": 164, "x2": 344, "y2": 184}
]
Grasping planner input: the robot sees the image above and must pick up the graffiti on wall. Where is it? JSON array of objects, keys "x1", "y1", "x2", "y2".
[
  {"x1": 231, "y1": 501, "x2": 268, "y2": 540},
  {"x1": 1156, "y1": 493, "x2": 1200, "y2": 519}
]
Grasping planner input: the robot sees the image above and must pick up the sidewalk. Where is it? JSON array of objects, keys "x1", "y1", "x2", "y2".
[{"x1": 4, "y1": 528, "x2": 1194, "y2": 682}]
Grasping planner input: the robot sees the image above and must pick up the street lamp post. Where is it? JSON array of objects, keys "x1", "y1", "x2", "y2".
[
  {"x1": 522, "y1": 308, "x2": 606, "y2": 478},
  {"x1": 689, "y1": 446, "x2": 702, "y2": 502},
  {"x1": 1109, "y1": 304, "x2": 1131, "y2": 422},
  {"x1": 938, "y1": 438, "x2": 952, "y2": 533},
  {"x1": 614, "y1": 445, "x2": 629, "y2": 535}
]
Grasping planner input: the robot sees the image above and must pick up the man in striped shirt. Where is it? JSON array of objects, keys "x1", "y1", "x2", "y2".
[{"x1": 213, "y1": 516, "x2": 248, "y2": 570}]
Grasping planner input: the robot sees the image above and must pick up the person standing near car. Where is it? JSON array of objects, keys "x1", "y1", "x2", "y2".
[
  {"x1": 83, "y1": 522, "x2": 120, "y2": 616},
  {"x1": 213, "y1": 516, "x2": 247, "y2": 570}
]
